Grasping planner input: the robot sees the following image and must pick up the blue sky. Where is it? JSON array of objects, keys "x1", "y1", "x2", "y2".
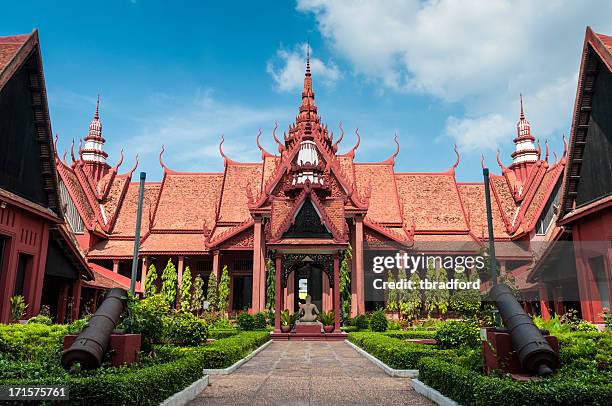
[{"x1": 2, "y1": 1, "x2": 612, "y2": 181}]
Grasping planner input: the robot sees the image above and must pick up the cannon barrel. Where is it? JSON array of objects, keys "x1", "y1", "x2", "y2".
[
  {"x1": 61, "y1": 288, "x2": 127, "y2": 370},
  {"x1": 489, "y1": 284, "x2": 559, "y2": 376}
]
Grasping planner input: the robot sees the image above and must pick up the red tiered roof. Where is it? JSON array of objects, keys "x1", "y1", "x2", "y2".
[{"x1": 53, "y1": 43, "x2": 567, "y2": 260}]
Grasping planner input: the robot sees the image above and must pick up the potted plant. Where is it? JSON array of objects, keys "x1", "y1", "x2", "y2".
[
  {"x1": 320, "y1": 311, "x2": 335, "y2": 333},
  {"x1": 280, "y1": 309, "x2": 293, "y2": 333}
]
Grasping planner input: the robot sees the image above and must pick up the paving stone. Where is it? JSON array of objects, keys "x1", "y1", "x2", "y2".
[{"x1": 188, "y1": 341, "x2": 433, "y2": 406}]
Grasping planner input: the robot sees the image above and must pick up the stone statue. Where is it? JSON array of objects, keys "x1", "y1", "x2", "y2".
[{"x1": 298, "y1": 295, "x2": 320, "y2": 322}]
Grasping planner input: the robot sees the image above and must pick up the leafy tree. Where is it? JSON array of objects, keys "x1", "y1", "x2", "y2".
[
  {"x1": 386, "y1": 270, "x2": 398, "y2": 313},
  {"x1": 424, "y1": 260, "x2": 450, "y2": 317},
  {"x1": 191, "y1": 275, "x2": 205, "y2": 314},
  {"x1": 340, "y1": 245, "x2": 352, "y2": 322},
  {"x1": 144, "y1": 263, "x2": 158, "y2": 297},
  {"x1": 161, "y1": 259, "x2": 178, "y2": 307},
  {"x1": 450, "y1": 269, "x2": 481, "y2": 318},
  {"x1": 265, "y1": 258, "x2": 275, "y2": 311},
  {"x1": 179, "y1": 266, "x2": 192, "y2": 311},
  {"x1": 218, "y1": 265, "x2": 230, "y2": 314},
  {"x1": 402, "y1": 270, "x2": 422, "y2": 320},
  {"x1": 206, "y1": 272, "x2": 218, "y2": 312}
]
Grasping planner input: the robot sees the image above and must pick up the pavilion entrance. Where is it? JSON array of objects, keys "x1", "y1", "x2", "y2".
[
  {"x1": 271, "y1": 251, "x2": 346, "y2": 340},
  {"x1": 293, "y1": 260, "x2": 323, "y2": 313}
]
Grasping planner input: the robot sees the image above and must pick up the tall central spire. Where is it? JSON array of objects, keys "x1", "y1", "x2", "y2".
[{"x1": 298, "y1": 44, "x2": 317, "y2": 126}]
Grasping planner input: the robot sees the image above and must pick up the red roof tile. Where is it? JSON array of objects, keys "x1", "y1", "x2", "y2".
[
  {"x1": 355, "y1": 164, "x2": 401, "y2": 224},
  {"x1": 0, "y1": 34, "x2": 29, "y2": 73},
  {"x1": 101, "y1": 175, "x2": 130, "y2": 226},
  {"x1": 88, "y1": 239, "x2": 135, "y2": 258},
  {"x1": 522, "y1": 164, "x2": 564, "y2": 231},
  {"x1": 84, "y1": 263, "x2": 142, "y2": 292},
  {"x1": 154, "y1": 173, "x2": 222, "y2": 231},
  {"x1": 395, "y1": 173, "x2": 467, "y2": 232},
  {"x1": 140, "y1": 233, "x2": 207, "y2": 253},
  {"x1": 218, "y1": 164, "x2": 262, "y2": 223},
  {"x1": 457, "y1": 183, "x2": 510, "y2": 238},
  {"x1": 112, "y1": 183, "x2": 161, "y2": 236}
]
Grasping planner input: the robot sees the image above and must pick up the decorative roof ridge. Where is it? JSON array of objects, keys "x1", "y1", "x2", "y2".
[
  {"x1": 363, "y1": 217, "x2": 414, "y2": 246},
  {"x1": 488, "y1": 175, "x2": 515, "y2": 233},
  {"x1": 377, "y1": 133, "x2": 401, "y2": 165},
  {"x1": 521, "y1": 163, "x2": 565, "y2": 233},
  {"x1": 219, "y1": 135, "x2": 241, "y2": 166},
  {"x1": 449, "y1": 165, "x2": 471, "y2": 231},
  {"x1": 309, "y1": 189, "x2": 348, "y2": 242},
  {"x1": 332, "y1": 122, "x2": 344, "y2": 153},
  {"x1": 206, "y1": 218, "x2": 254, "y2": 247},
  {"x1": 508, "y1": 163, "x2": 547, "y2": 233}
]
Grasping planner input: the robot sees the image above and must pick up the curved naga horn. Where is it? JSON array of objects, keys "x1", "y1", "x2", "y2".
[
  {"x1": 272, "y1": 122, "x2": 285, "y2": 153},
  {"x1": 332, "y1": 122, "x2": 344, "y2": 152},
  {"x1": 53, "y1": 134, "x2": 59, "y2": 153},
  {"x1": 159, "y1": 145, "x2": 171, "y2": 172},
  {"x1": 450, "y1": 144, "x2": 460, "y2": 171},
  {"x1": 113, "y1": 149, "x2": 124, "y2": 172},
  {"x1": 382, "y1": 132, "x2": 400, "y2": 164},
  {"x1": 70, "y1": 139, "x2": 76, "y2": 163},
  {"x1": 544, "y1": 140, "x2": 549, "y2": 163},
  {"x1": 496, "y1": 150, "x2": 508, "y2": 173},
  {"x1": 347, "y1": 128, "x2": 361, "y2": 157},
  {"x1": 128, "y1": 154, "x2": 139, "y2": 177},
  {"x1": 536, "y1": 139, "x2": 542, "y2": 159},
  {"x1": 218, "y1": 135, "x2": 237, "y2": 165},
  {"x1": 256, "y1": 128, "x2": 273, "y2": 159},
  {"x1": 562, "y1": 133, "x2": 567, "y2": 158}
]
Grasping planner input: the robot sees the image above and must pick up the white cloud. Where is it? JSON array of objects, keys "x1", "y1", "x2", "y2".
[
  {"x1": 297, "y1": 0, "x2": 612, "y2": 150},
  {"x1": 122, "y1": 90, "x2": 291, "y2": 177},
  {"x1": 267, "y1": 43, "x2": 340, "y2": 92}
]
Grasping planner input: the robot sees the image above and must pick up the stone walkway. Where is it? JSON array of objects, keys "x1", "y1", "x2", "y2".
[{"x1": 189, "y1": 341, "x2": 432, "y2": 406}]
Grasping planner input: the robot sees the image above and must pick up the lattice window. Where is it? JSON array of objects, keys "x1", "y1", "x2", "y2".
[
  {"x1": 196, "y1": 260, "x2": 213, "y2": 274},
  {"x1": 233, "y1": 258, "x2": 253, "y2": 272},
  {"x1": 58, "y1": 180, "x2": 84, "y2": 234}
]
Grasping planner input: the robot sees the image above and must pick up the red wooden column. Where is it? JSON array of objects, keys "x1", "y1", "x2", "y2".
[
  {"x1": 274, "y1": 252, "x2": 282, "y2": 332},
  {"x1": 538, "y1": 282, "x2": 551, "y2": 320},
  {"x1": 30, "y1": 222, "x2": 50, "y2": 316},
  {"x1": 140, "y1": 256, "x2": 148, "y2": 294},
  {"x1": 71, "y1": 279, "x2": 82, "y2": 322},
  {"x1": 333, "y1": 251, "x2": 341, "y2": 332},
  {"x1": 112, "y1": 259, "x2": 120, "y2": 273},
  {"x1": 252, "y1": 218, "x2": 262, "y2": 311},
  {"x1": 56, "y1": 282, "x2": 69, "y2": 324},
  {"x1": 552, "y1": 286, "x2": 564, "y2": 316},
  {"x1": 212, "y1": 250, "x2": 220, "y2": 279},
  {"x1": 354, "y1": 215, "x2": 365, "y2": 314},
  {"x1": 177, "y1": 256, "x2": 184, "y2": 286}
]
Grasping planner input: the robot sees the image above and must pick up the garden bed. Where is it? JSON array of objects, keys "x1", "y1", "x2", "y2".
[
  {"x1": 0, "y1": 323, "x2": 269, "y2": 406},
  {"x1": 349, "y1": 328, "x2": 612, "y2": 406}
]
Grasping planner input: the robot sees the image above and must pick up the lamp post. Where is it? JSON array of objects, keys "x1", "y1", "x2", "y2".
[
  {"x1": 130, "y1": 172, "x2": 146, "y2": 295},
  {"x1": 482, "y1": 168, "x2": 498, "y2": 285}
]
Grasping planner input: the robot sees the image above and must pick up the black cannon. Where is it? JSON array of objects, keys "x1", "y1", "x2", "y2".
[
  {"x1": 489, "y1": 283, "x2": 559, "y2": 376},
  {"x1": 61, "y1": 288, "x2": 127, "y2": 370}
]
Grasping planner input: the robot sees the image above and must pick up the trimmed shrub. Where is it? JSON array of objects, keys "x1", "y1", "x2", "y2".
[
  {"x1": 369, "y1": 309, "x2": 388, "y2": 332},
  {"x1": 121, "y1": 294, "x2": 169, "y2": 351},
  {"x1": 253, "y1": 312, "x2": 267, "y2": 330},
  {"x1": 353, "y1": 314, "x2": 369, "y2": 331},
  {"x1": 237, "y1": 313, "x2": 255, "y2": 331},
  {"x1": 27, "y1": 315, "x2": 53, "y2": 325},
  {"x1": 1, "y1": 332, "x2": 270, "y2": 405},
  {"x1": 0, "y1": 323, "x2": 69, "y2": 361},
  {"x1": 435, "y1": 320, "x2": 480, "y2": 349},
  {"x1": 209, "y1": 330, "x2": 238, "y2": 340},
  {"x1": 348, "y1": 332, "x2": 455, "y2": 369},
  {"x1": 383, "y1": 329, "x2": 437, "y2": 340},
  {"x1": 165, "y1": 312, "x2": 208, "y2": 346}
]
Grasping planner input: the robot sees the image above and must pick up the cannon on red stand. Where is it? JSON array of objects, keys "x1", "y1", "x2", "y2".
[
  {"x1": 61, "y1": 288, "x2": 128, "y2": 370},
  {"x1": 487, "y1": 283, "x2": 559, "y2": 376}
]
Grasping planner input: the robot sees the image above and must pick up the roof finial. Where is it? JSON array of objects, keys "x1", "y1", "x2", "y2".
[
  {"x1": 94, "y1": 94, "x2": 100, "y2": 120},
  {"x1": 306, "y1": 41, "x2": 311, "y2": 76},
  {"x1": 520, "y1": 93, "x2": 524, "y2": 119}
]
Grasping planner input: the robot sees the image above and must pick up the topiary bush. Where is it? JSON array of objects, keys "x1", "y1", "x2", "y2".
[
  {"x1": 369, "y1": 309, "x2": 388, "y2": 332},
  {"x1": 253, "y1": 312, "x2": 267, "y2": 330},
  {"x1": 27, "y1": 315, "x2": 53, "y2": 325},
  {"x1": 435, "y1": 320, "x2": 480, "y2": 349},
  {"x1": 237, "y1": 313, "x2": 255, "y2": 331},
  {"x1": 121, "y1": 294, "x2": 169, "y2": 351},
  {"x1": 165, "y1": 312, "x2": 208, "y2": 346},
  {"x1": 353, "y1": 314, "x2": 369, "y2": 331}
]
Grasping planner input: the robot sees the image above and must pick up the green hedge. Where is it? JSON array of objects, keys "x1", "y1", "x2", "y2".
[
  {"x1": 209, "y1": 329, "x2": 239, "y2": 340},
  {"x1": 1, "y1": 331, "x2": 270, "y2": 406},
  {"x1": 347, "y1": 332, "x2": 455, "y2": 369},
  {"x1": 383, "y1": 330, "x2": 437, "y2": 340},
  {"x1": 418, "y1": 357, "x2": 612, "y2": 406}
]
